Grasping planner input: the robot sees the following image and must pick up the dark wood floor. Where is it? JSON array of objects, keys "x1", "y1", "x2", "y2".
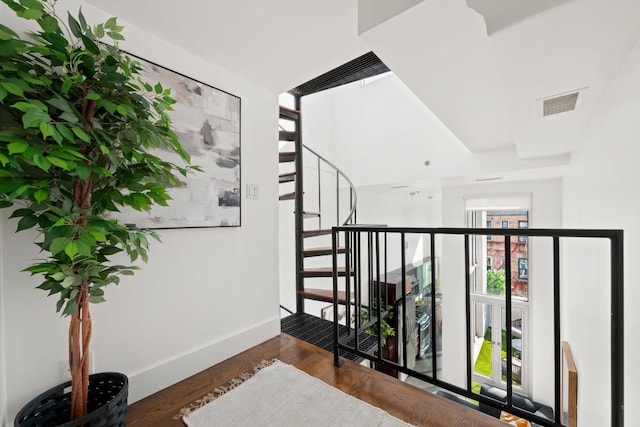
[{"x1": 127, "y1": 334, "x2": 505, "y2": 426}]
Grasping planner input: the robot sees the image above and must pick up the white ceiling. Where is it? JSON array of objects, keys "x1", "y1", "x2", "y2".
[{"x1": 82, "y1": 0, "x2": 640, "y2": 179}]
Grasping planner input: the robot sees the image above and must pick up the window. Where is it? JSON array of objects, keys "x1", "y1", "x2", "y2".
[
  {"x1": 487, "y1": 257, "x2": 492, "y2": 271},
  {"x1": 518, "y1": 258, "x2": 528, "y2": 279},
  {"x1": 518, "y1": 220, "x2": 528, "y2": 243},
  {"x1": 501, "y1": 220, "x2": 509, "y2": 228},
  {"x1": 486, "y1": 220, "x2": 492, "y2": 241}
]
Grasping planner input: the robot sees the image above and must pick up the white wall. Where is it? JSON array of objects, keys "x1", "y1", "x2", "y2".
[
  {"x1": 1, "y1": 1, "x2": 280, "y2": 421},
  {"x1": 302, "y1": 73, "x2": 472, "y2": 189},
  {"x1": 563, "y1": 38, "x2": 640, "y2": 427},
  {"x1": 441, "y1": 179, "x2": 562, "y2": 405}
]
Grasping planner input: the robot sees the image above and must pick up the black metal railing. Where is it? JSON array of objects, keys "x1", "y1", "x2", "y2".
[{"x1": 331, "y1": 225, "x2": 624, "y2": 427}]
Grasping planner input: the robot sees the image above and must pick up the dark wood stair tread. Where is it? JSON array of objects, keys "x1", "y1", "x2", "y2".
[
  {"x1": 279, "y1": 172, "x2": 295, "y2": 183},
  {"x1": 301, "y1": 267, "x2": 353, "y2": 277},
  {"x1": 279, "y1": 106, "x2": 300, "y2": 121},
  {"x1": 303, "y1": 228, "x2": 332, "y2": 238},
  {"x1": 303, "y1": 246, "x2": 346, "y2": 257},
  {"x1": 298, "y1": 289, "x2": 348, "y2": 304},
  {"x1": 279, "y1": 192, "x2": 295, "y2": 201},
  {"x1": 279, "y1": 151, "x2": 296, "y2": 163},
  {"x1": 279, "y1": 130, "x2": 297, "y2": 141}
]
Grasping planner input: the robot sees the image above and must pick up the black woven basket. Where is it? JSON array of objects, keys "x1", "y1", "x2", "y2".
[{"x1": 15, "y1": 372, "x2": 128, "y2": 427}]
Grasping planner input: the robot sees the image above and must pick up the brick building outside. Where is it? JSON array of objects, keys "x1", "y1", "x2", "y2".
[{"x1": 486, "y1": 210, "x2": 529, "y2": 298}]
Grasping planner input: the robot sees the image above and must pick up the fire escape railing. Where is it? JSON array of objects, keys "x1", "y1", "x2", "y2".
[{"x1": 331, "y1": 226, "x2": 624, "y2": 427}]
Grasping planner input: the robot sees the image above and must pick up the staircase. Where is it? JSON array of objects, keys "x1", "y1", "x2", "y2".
[{"x1": 278, "y1": 103, "x2": 357, "y2": 314}]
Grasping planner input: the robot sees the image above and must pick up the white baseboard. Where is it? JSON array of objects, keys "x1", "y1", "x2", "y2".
[{"x1": 127, "y1": 317, "x2": 280, "y2": 404}]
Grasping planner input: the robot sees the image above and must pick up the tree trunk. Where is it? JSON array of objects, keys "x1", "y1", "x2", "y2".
[
  {"x1": 69, "y1": 94, "x2": 96, "y2": 420},
  {"x1": 69, "y1": 280, "x2": 92, "y2": 420}
]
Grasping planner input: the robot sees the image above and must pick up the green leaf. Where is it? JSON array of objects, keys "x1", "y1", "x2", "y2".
[
  {"x1": 154, "y1": 83, "x2": 163, "y2": 94},
  {"x1": 0, "y1": 29, "x2": 13, "y2": 41},
  {"x1": 61, "y1": 275, "x2": 76, "y2": 288},
  {"x1": 89, "y1": 295, "x2": 106, "y2": 304},
  {"x1": 17, "y1": 8, "x2": 42, "y2": 20},
  {"x1": 51, "y1": 128, "x2": 63, "y2": 145},
  {"x1": 1, "y1": 81, "x2": 24, "y2": 98},
  {"x1": 62, "y1": 300, "x2": 78, "y2": 316},
  {"x1": 89, "y1": 230, "x2": 107, "y2": 242},
  {"x1": 51, "y1": 272, "x2": 65, "y2": 282},
  {"x1": 33, "y1": 189, "x2": 48, "y2": 203},
  {"x1": 82, "y1": 35, "x2": 100, "y2": 55},
  {"x1": 32, "y1": 153, "x2": 51, "y2": 171},
  {"x1": 99, "y1": 246, "x2": 121, "y2": 256},
  {"x1": 50, "y1": 237, "x2": 70, "y2": 256},
  {"x1": 38, "y1": 15, "x2": 59, "y2": 33},
  {"x1": 55, "y1": 124, "x2": 75, "y2": 141},
  {"x1": 19, "y1": 0, "x2": 44, "y2": 11},
  {"x1": 11, "y1": 101, "x2": 41, "y2": 112},
  {"x1": 78, "y1": 8, "x2": 88, "y2": 30},
  {"x1": 0, "y1": 153, "x2": 10, "y2": 166},
  {"x1": 22, "y1": 108, "x2": 51, "y2": 129},
  {"x1": 17, "y1": 215, "x2": 38, "y2": 232},
  {"x1": 59, "y1": 111, "x2": 79, "y2": 123},
  {"x1": 7, "y1": 141, "x2": 27, "y2": 154},
  {"x1": 76, "y1": 164, "x2": 91, "y2": 181},
  {"x1": 15, "y1": 184, "x2": 29, "y2": 196},
  {"x1": 0, "y1": 23, "x2": 17, "y2": 39},
  {"x1": 64, "y1": 241, "x2": 79, "y2": 258},
  {"x1": 47, "y1": 156, "x2": 70, "y2": 170},
  {"x1": 95, "y1": 24, "x2": 105, "y2": 39},
  {"x1": 85, "y1": 92, "x2": 101, "y2": 100},
  {"x1": 71, "y1": 126, "x2": 90, "y2": 142},
  {"x1": 105, "y1": 17, "x2": 117, "y2": 29},
  {"x1": 107, "y1": 31, "x2": 124, "y2": 41},
  {"x1": 56, "y1": 298, "x2": 65, "y2": 313},
  {"x1": 61, "y1": 78, "x2": 72, "y2": 95},
  {"x1": 0, "y1": 86, "x2": 7, "y2": 102},
  {"x1": 116, "y1": 105, "x2": 127, "y2": 116},
  {"x1": 39, "y1": 121, "x2": 54, "y2": 139},
  {"x1": 9, "y1": 208, "x2": 33, "y2": 218},
  {"x1": 46, "y1": 96, "x2": 73, "y2": 113},
  {"x1": 67, "y1": 12, "x2": 82, "y2": 38}
]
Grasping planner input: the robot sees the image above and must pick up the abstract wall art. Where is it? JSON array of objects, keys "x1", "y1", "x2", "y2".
[{"x1": 113, "y1": 55, "x2": 241, "y2": 228}]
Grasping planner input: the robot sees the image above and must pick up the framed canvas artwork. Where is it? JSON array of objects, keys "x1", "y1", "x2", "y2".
[{"x1": 112, "y1": 55, "x2": 241, "y2": 228}]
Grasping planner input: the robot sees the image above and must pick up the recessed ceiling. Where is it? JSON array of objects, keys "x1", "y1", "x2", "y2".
[{"x1": 78, "y1": 0, "x2": 640, "y2": 186}]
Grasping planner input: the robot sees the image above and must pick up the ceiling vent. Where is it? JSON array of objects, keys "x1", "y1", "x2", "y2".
[{"x1": 542, "y1": 92, "x2": 579, "y2": 117}]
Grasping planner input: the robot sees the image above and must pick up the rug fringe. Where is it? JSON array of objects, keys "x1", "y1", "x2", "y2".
[{"x1": 174, "y1": 359, "x2": 278, "y2": 420}]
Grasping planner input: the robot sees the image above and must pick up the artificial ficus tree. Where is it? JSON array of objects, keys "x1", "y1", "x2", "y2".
[{"x1": 0, "y1": 0, "x2": 197, "y2": 420}]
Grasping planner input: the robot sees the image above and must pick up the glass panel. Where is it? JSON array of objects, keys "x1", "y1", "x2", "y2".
[
  {"x1": 472, "y1": 302, "x2": 494, "y2": 393},
  {"x1": 501, "y1": 307, "x2": 524, "y2": 388}
]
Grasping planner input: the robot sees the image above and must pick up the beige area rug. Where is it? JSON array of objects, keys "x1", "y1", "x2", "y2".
[{"x1": 178, "y1": 359, "x2": 415, "y2": 426}]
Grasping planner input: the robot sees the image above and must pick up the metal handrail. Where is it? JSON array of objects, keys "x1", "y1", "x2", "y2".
[
  {"x1": 303, "y1": 144, "x2": 357, "y2": 226},
  {"x1": 331, "y1": 225, "x2": 623, "y2": 427}
]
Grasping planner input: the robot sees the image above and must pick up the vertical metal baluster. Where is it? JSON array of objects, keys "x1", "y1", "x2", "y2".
[
  {"x1": 553, "y1": 236, "x2": 561, "y2": 424},
  {"x1": 401, "y1": 233, "x2": 408, "y2": 370},
  {"x1": 375, "y1": 232, "x2": 382, "y2": 363},
  {"x1": 332, "y1": 229, "x2": 341, "y2": 366},
  {"x1": 431, "y1": 232, "x2": 438, "y2": 381},
  {"x1": 317, "y1": 157, "x2": 321, "y2": 229},
  {"x1": 611, "y1": 231, "x2": 624, "y2": 427},
  {"x1": 464, "y1": 234, "x2": 471, "y2": 390},
  {"x1": 505, "y1": 234, "x2": 513, "y2": 407}
]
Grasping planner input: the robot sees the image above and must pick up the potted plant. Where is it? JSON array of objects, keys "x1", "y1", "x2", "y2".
[{"x1": 0, "y1": 0, "x2": 196, "y2": 423}]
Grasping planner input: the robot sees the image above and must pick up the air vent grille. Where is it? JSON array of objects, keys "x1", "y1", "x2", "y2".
[
  {"x1": 289, "y1": 52, "x2": 390, "y2": 97},
  {"x1": 543, "y1": 92, "x2": 579, "y2": 116}
]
